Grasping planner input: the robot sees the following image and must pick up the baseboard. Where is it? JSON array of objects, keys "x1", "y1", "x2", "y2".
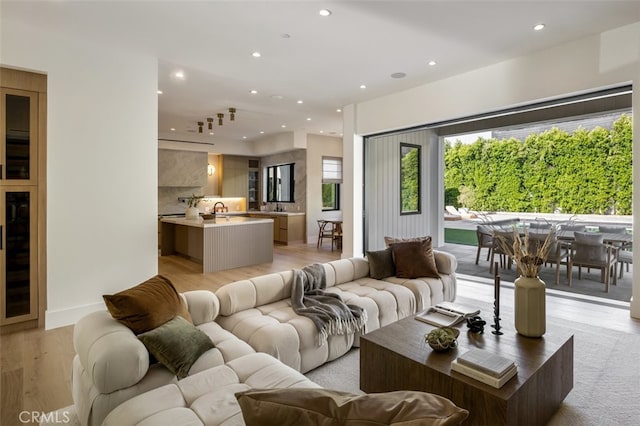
[{"x1": 45, "y1": 302, "x2": 106, "y2": 330}]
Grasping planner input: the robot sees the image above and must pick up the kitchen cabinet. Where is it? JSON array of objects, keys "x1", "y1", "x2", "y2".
[
  {"x1": 248, "y1": 213, "x2": 305, "y2": 245},
  {"x1": 222, "y1": 156, "x2": 260, "y2": 209},
  {"x1": 222, "y1": 156, "x2": 248, "y2": 197},
  {"x1": 1, "y1": 68, "x2": 47, "y2": 331},
  {"x1": 248, "y1": 159, "x2": 259, "y2": 211}
]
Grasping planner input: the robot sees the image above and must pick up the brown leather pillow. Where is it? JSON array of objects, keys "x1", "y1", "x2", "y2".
[
  {"x1": 391, "y1": 238, "x2": 440, "y2": 279},
  {"x1": 103, "y1": 275, "x2": 192, "y2": 334},
  {"x1": 236, "y1": 388, "x2": 469, "y2": 426}
]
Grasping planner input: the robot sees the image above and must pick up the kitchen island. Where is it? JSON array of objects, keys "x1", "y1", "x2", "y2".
[{"x1": 160, "y1": 216, "x2": 273, "y2": 272}]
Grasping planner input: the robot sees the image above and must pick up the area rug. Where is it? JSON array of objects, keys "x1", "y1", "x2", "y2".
[{"x1": 305, "y1": 320, "x2": 640, "y2": 425}]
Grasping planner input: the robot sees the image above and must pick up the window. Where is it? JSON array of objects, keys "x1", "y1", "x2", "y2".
[
  {"x1": 322, "y1": 157, "x2": 342, "y2": 211},
  {"x1": 400, "y1": 143, "x2": 420, "y2": 214},
  {"x1": 266, "y1": 163, "x2": 295, "y2": 202}
]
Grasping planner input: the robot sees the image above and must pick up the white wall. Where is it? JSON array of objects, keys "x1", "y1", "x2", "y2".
[
  {"x1": 344, "y1": 22, "x2": 640, "y2": 313},
  {"x1": 356, "y1": 23, "x2": 640, "y2": 136},
  {"x1": 1, "y1": 18, "x2": 159, "y2": 328},
  {"x1": 306, "y1": 134, "x2": 342, "y2": 244}
]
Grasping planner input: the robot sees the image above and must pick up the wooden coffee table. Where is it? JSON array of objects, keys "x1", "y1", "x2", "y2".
[{"x1": 360, "y1": 315, "x2": 573, "y2": 425}]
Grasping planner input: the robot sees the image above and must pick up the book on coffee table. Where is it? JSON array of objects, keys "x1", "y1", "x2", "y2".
[
  {"x1": 456, "y1": 348, "x2": 516, "y2": 377},
  {"x1": 415, "y1": 302, "x2": 480, "y2": 327},
  {"x1": 451, "y1": 359, "x2": 518, "y2": 388}
]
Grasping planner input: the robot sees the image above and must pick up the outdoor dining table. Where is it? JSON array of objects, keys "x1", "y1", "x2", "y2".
[
  {"x1": 539, "y1": 230, "x2": 632, "y2": 246},
  {"x1": 494, "y1": 227, "x2": 632, "y2": 246}
]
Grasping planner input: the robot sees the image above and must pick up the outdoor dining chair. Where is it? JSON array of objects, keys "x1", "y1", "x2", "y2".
[
  {"x1": 490, "y1": 229, "x2": 515, "y2": 273},
  {"x1": 475, "y1": 225, "x2": 494, "y2": 266},
  {"x1": 527, "y1": 232, "x2": 570, "y2": 285},
  {"x1": 618, "y1": 248, "x2": 633, "y2": 279},
  {"x1": 568, "y1": 232, "x2": 619, "y2": 292}
]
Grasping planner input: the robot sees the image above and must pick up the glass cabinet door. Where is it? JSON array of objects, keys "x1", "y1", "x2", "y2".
[
  {"x1": 1, "y1": 88, "x2": 38, "y2": 185},
  {"x1": 1, "y1": 187, "x2": 37, "y2": 324}
]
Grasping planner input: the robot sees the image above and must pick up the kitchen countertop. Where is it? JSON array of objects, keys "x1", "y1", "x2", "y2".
[
  {"x1": 247, "y1": 211, "x2": 306, "y2": 216},
  {"x1": 160, "y1": 216, "x2": 273, "y2": 228}
]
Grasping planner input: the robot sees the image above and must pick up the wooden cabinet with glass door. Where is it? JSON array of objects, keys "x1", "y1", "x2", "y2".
[{"x1": 1, "y1": 68, "x2": 47, "y2": 331}]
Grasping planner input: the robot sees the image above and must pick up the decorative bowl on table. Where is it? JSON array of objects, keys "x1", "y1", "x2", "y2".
[{"x1": 425, "y1": 327, "x2": 460, "y2": 352}]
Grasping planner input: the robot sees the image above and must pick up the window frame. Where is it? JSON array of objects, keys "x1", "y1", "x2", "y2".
[
  {"x1": 322, "y1": 182, "x2": 340, "y2": 211},
  {"x1": 399, "y1": 143, "x2": 421, "y2": 215},
  {"x1": 266, "y1": 163, "x2": 295, "y2": 203}
]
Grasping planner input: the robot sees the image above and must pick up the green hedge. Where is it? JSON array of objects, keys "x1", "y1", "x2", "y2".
[{"x1": 444, "y1": 114, "x2": 632, "y2": 215}]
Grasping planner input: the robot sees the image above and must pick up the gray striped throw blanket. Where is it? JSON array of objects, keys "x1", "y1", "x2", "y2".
[{"x1": 291, "y1": 263, "x2": 368, "y2": 346}]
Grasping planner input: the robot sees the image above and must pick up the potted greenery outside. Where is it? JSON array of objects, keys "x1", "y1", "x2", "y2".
[{"x1": 185, "y1": 194, "x2": 204, "y2": 220}]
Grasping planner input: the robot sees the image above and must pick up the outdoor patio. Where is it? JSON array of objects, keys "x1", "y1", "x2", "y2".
[{"x1": 440, "y1": 215, "x2": 633, "y2": 304}]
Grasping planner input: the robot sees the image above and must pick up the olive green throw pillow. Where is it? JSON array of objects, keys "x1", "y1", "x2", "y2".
[
  {"x1": 366, "y1": 247, "x2": 396, "y2": 279},
  {"x1": 137, "y1": 316, "x2": 214, "y2": 379},
  {"x1": 236, "y1": 388, "x2": 469, "y2": 426}
]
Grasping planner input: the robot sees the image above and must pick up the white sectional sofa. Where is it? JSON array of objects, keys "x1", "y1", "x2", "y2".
[
  {"x1": 70, "y1": 252, "x2": 458, "y2": 425},
  {"x1": 72, "y1": 290, "x2": 258, "y2": 426},
  {"x1": 215, "y1": 253, "x2": 457, "y2": 373}
]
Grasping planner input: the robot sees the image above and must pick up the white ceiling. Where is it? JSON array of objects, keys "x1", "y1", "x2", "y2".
[{"x1": 4, "y1": 1, "x2": 640, "y2": 146}]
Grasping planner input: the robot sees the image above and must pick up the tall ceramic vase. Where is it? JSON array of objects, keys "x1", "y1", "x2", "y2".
[{"x1": 514, "y1": 276, "x2": 546, "y2": 337}]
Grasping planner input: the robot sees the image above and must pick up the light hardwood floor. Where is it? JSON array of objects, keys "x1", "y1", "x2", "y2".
[
  {"x1": 0, "y1": 243, "x2": 340, "y2": 426},
  {"x1": 2, "y1": 243, "x2": 639, "y2": 426}
]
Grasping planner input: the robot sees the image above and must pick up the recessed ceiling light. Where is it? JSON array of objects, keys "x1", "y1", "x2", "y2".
[
  {"x1": 174, "y1": 70, "x2": 185, "y2": 79},
  {"x1": 242, "y1": 136, "x2": 247, "y2": 139},
  {"x1": 360, "y1": 84, "x2": 367, "y2": 89},
  {"x1": 534, "y1": 23, "x2": 545, "y2": 31},
  {"x1": 281, "y1": 124, "x2": 287, "y2": 128},
  {"x1": 252, "y1": 52, "x2": 261, "y2": 58},
  {"x1": 250, "y1": 90, "x2": 258, "y2": 94},
  {"x1": 336, "y1": 108, "x2": 342, "y2": 113},
  {"x1": 260, "y1": 131, "x2": 265, "y2": 134},
  {"x1": 319, "y1": 130, "x2": 324, "y2": 133},
  {"x1": 306, "y1": 117, "x2": 311, "y2": 121},
  {"x1": 157, "y1": 90, "x2": 163, "y2": 94},
  {"x1": 391, "y1": 72, "x2": 406, "y2": 79},
  {"x1": 170, "y1": 128, "x2": 175, "y2": 131},
  {"x1": 297, "y1": 100, "x2": 304, "y2": 104},
  {"x1": 209, "y1": 132, "x2": 214, "y2": 135},
  {"x1": 319, "y1": 9, "x2": 332, "y2": 17},
  {"x1": 428, "y1": 60, "x2": 437, "y2": 66}
]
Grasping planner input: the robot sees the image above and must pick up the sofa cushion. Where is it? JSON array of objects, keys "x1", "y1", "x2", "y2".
[
  {"x1": 103, "y1": 275, "x2": 192, "y2": 334},
  {"x1": 138, "y1": 316, "x2": 215, "y2": 379},
  {"x1": 366, "y1": 247, "x2": 395, "y2": 279},
  {"x1": 101, "y1": 353, "x2": 320, "y2": 426},
  {"x1": 235, "y1": 388, "x2": 469, "y2": 426},
  {"x1": 390, "y1": 239, "x2": 440, "y2": 279}
]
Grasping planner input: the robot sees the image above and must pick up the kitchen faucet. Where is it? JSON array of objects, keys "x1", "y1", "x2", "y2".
[{"x1": 213, "y1": 202, "x2": 226, "y2": 217}]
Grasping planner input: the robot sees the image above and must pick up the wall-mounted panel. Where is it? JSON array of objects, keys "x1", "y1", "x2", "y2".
[
  {"x1": 364, "y1": 129, "x2": 438, "y2": 251},
  {"x1": 158, "y1": 149, "x2": 207, "y2": 187}
]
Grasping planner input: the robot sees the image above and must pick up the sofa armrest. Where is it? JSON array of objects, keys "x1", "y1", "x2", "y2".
[
  {"x1": 182, "y1": 290, "x2": 220, "y2": 325},
  {"x1": 433, "y1": 250, "x2": 457, "y2": 275},
  {"x1": 74, "y1": 310, "x2": 150, "y2": 394}
]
